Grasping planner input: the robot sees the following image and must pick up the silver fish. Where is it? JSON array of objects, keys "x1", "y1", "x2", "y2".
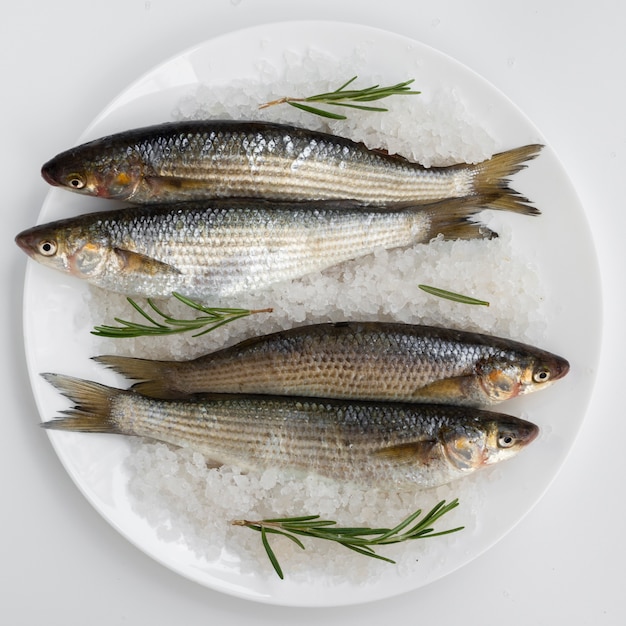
[
  {"x1": 95, "y1": 321, "x2": 569, "y2": 406},
  {"x1": 42, "y1": 373, "x2": 539, "y2": 489},
  {"x1": 16, "y1": 197, "x2": 502, "y2": 299},
  {"x1": 40, "y1": 120, "x2": 542, "y2": 212}
]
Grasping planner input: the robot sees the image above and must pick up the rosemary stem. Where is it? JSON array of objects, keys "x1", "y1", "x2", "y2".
[
  {"x1": 91, "y1": 294, "x2": 273, "y2": 339},
  {"x1": 258, "y1": 75, "x2": 420, "y2": 120},
  {"x1": 258, "y1": 96, "x2": 304, "y2": 109},
  {"x1": 232, "y1": 499, "x2": 463, "y2": 579}
]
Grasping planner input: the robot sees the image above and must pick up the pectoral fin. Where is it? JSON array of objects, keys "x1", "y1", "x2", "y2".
[
  {"x1": 374, "y1": 440, "x2": 439, "y2": 464},
  {"x1": 411, "y1": 376, "x2": 487, "y2": 406},
  {"x1": 144, "y1": 176, "x2": 207, "y2": 194},
  {"x1": 114, "y1": 248, "x2": 180, "y2": 277}
]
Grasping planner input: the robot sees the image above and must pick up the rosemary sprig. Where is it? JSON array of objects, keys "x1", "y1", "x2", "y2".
[
  {"x1": 418, "y1": 284, "x2": 490, "y2": 307},
  {"x1": 259, "y1": 76, "x2": 420, "y2": 120},
  {"x1": 91, "y1": 292, "x2": 273, "y2": 338},
  {"x1": 232, "y1": 499, "x2": 463, "y2": 579}
]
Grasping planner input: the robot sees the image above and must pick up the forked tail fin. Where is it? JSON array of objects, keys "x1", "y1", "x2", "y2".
[
  {"x1": 420, "y1": 195, "x2": 500, "y2": 241},
  {"x1": 471, "y1": 144, "x2": 543, "y2": 215},
  {"x1": 41, "y1": 372, "x2": 123, "y2": 433}
]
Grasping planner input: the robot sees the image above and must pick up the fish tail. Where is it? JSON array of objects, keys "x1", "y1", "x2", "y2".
[
  {"x1": 93, "y1": 355, "x2": 181, "y2": 399},
  {"x1": 422, "y1": 196, "x2": 498, "y2": 241},
  {"x1": 472, "y1": 144, "x2": 543, "y2": 215},
  {"x1": 40, "y1": 372, "x2": 123, "y2": 433}
]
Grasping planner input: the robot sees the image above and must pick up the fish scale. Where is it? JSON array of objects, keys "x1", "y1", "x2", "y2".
[{"x1": 147, "y1": 128, "x2": 467, "y2": 200}]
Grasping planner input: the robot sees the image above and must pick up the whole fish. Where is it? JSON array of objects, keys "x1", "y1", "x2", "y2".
[
  {"x1": 16, "y1": 197, "x2": 504, "y2": 299},
  {"x1": 41, "y1": 373, "x2": 539, "y2": 489},
  {"x1": 41, "y1": 120, "x2": 542, "y2": 212},
  {"x1": 95, "y1": 321, "x2": 569, "y2": 406}
]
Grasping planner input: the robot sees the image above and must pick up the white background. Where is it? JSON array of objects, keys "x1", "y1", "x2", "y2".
[{"x1": 2, "y1": 1, "x2": 623, "y2": 624}]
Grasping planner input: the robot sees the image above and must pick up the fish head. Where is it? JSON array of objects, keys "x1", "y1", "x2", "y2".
[
  {"x1": 477, "y1": 349, "x2": 570, "y2": 403},
  {"x1": 441, "y1": 413, "x2": 539, "y2": 471},
  {"x1": 517, "y1": 349, "x2": 570, "y2": 395},
  {"x1": 41, "y1": 143, "x2": 143, "y2": 201},
  {"x1": 15, "y1": 219, "x2": 113, "y2": 279},
  {"x1": 481, "y1": 413, "x2": 539, "y2": 465}
]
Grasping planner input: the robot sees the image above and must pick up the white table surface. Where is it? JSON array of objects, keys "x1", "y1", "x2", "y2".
[{"x1": 2, "y1": 2, "x2": 622, "y2": 624}]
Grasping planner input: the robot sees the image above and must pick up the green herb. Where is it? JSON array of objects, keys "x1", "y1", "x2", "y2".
[
  {"x1": 259, "y1": 76, "x2": 420, "y2": 120},
  {"x1": 232, "y1": 499, "x2": 463, "y2": 579},
  {"x1": 91, "y1": 292, "x2": 273, "y2": 338},
  {"x1": 418, "y1": 284, "x2": 490, "y2": 307}
]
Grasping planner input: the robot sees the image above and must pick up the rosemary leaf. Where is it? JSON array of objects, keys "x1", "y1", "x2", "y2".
[
  {"x1": 418, "y1": 527, "x2": 466, "y2": 539},
  {"x1": 287, "y1": 101, "x2": 349, "y2": 120},
  {"x1": 374, "y1": 508, "x2": 424, "y2": 542},
  {"x1": 232, "y1": 499, "x2": 463, "y2": 578},
  {"x1": 261, "y1": 527, "x2": 284, "y2": 580},
  {"x1": 418, "y1": 284, "x2": 490, "y2": 307},
  {"x1": 273, "y1": 531, "x2": 307, "y2": 551},
  {"x1": 334, "y1": 76, "x2": 359, "y2": 91},
  {"x1": 127, "y1": 297, "x2": 168, "y2": 328},
  {"x1": 263, "y1": 515, "x2": 322, "y2": 524},
  {"x1": 326, "y1": 102, "x2": 389, "y2": 112},
  {"x1": 342, "y1": 544, "x2": 393, "y2": 562},
  {"x1": 91, "y1": 292, "x2": 273, "y2": 339},
  {"x1": 307, "y1": 75, "x2": 359, "y2": 97}
]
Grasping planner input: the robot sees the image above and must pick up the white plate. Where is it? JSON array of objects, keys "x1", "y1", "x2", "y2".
[{"x1": 22, "y1": 22, "x2": 602, "y2": 606}]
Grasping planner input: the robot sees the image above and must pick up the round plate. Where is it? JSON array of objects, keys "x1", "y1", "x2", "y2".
[{"x1": 22, "y1": 21, "x2": 601, "y2": 606}]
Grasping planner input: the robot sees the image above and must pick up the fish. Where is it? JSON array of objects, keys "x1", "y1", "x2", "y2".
[
  {"x1": 41, "y1": 372, "x2": 539, "y2": 489},
  {"x1": 95, "y1": 321, "x2": 570, "y2": 405},
  {"x1": 40, "y1": 120, "x2": 542, "y2": 212},
  {"x1": 16, "y1": 196, "x2": 507, "y2": 299}
]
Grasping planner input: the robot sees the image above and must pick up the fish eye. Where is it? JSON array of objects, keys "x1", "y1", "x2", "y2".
[
  {"x1": 533, "y1": 366, "x2": 552, "y2": 384},
  {"x1": 38, "y1": 240, "x2": 57, "y2": 256},
  {"x1": 66, "y1": 174, "x2": 85, "y2": 189},
  {"x1": 498, "y1": 434, "x2": 516, "y2": 448}
]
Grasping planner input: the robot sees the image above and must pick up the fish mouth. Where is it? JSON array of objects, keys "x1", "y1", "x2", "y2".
[
  {"x1": 511, "y1": 418, "x2": 539, "y2": 448},
  {"x1": 551, "y1": 355, "x2": 570, "y2": 381},
  {"x1": 41, "y1": 160, "x2": 60, "y2": 187},
  {"x1": 15, "y1": 229, "x2": 37, "y2": 257},
  {"x1": 518, "y1": 420, "x2": 540, "y2": 445}
]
